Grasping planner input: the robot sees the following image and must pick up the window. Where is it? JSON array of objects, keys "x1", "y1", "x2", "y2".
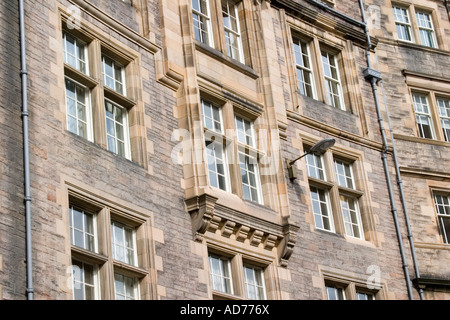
[
  {"x1": 303, "y1": 142, "x2": 368, "y2": 240},
  {"x1": 209, "y1": 254, "x2": 233, "y2": 294},
  {"x1": 433, "y1": 193, "x2": 450, "y2": 244},
  {"x1": 392, "y1": 4, "x2": 440, "y2": 48},
  {"x1": 326, "y1": 285, "x2": 345, "y2": 300},
  {"x1": 243, "y1": 265, "x2": 266, "y2": 300},
  {"x1": 69, "y1": 205, "x2": 96, "y2": 252},
  {"x1": 206, "y1": 141, "x2": 229, "y2": 191},
  {"x1": 235, "y1": 116, "x2": 254, "y2": 147},
  {"x1": 335, "y1": 160, "x2": 364, "y2": 239},
  {"x1": 334, "y1": 160, "x2": 354, "y2": 189},
  {"x1": 437, "y1": 97, "x2": 450, "y2": 142},
  {"x1": 356, "y1": 291, "x2": 375, "y2": 300},
  {"x1": 292, "y1": 37, "x2": 315, "y2": 98},
  {"x1": 222, "y1": 0, "x2": 244, "y2": 62},
  {"x1": 306, "y1": 150, "x2": 333, "y2": 232},
  {"x1": 68, "y1": 190, "x2": 154, "y2": 300},
  {"x1": 72, "y1": 259, "x2": 99, "y2": 300},
  {"x1": 208, "y1": 250, "x2": 268, "y2": 300},
  {"x1": 200, "y1": 97, "x2": 264, "y2": 204},
  {"x1": 290, "y1": 31, "x2": 351, "y2": 111},
  {"x1": 393, "y1": 6, "x2": 413, "y2": 42},
  {"x1": 306, "y1": 153, "x2": 325, "y2": 180},
  {"x1": 416, "y1": 11, "x2": 437, "y2": 48},
  {"x1": 111, "y1": 221, "x2": 137, "y2": 266},
  {"x1": 192, "y1": 0, "x2": 246, "y2": 64},
  {"x1": 409, "y1": 90, "x2": 450, "y2": 142},
  {"x1": 105, "y1": 100, "x2": 131, "y2": 158},
  {"x1": 102, "y1": 55, "x2": 126, "y2": 95},
  {"x1": 236, "y1": 115, "x2": 262, "y2": 204},
  {"x1": 321, "y1": 50, "x2": 344, "y2": 110},
  {"x1": 310, "y1": 186, "x2": 334, "y2": 232},
  {"x1": 114, "y1": 273, "x2": 139, "y2": 300},
  {"x1": 192, "y1": 0, "x2": 213, "y2": 46},
  {"x1": 324, "y1": 278, "x2": 379, "y2": 300},
  {"x1": 202, "y1": 99, "x2": 223, "y2": 133},
  {"x1": 61, "y1": 25, "x2": 145, "y2": 164},
  {"x1": 202, "y1": 99, "x2": 230, "y2": 191},
  {"x1": 63, "y1": 32, "x2": 88, "y2": 74},
  {"x1": 412, "y1": 93, "x2": 434, "y2": 139},
  {"x1": 65, "y1": 79, "x2": 92, "y2": 140}
]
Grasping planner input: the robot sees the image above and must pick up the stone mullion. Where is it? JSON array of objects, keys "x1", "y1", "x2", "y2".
[
  {"x1": 311, "y1": 37, "x2": 326, "y2": 104},
  {"x1": 324, "y1": 151, "x2": 345, "y2": 235},
  {"x1": 213, "y1": 0, "x2": 227, "y2": 55},
  {"x1": 99, "y1": 207, "x2": 114, "y2": 300},
  {"x1": 428, "y1": 91, "x2": 445, "y2": 141},
  {"x1": 89, "y1": 39, "x2": 108, "y2": 150}
]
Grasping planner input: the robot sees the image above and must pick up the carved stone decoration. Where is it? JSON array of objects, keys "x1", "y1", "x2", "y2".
[
  {"x1": 263, "y1": 234, "x2": 278, "y2": 251},
  {"x1": 208, "y1": 216, "x2": 222, "y2": 233},
  {"x1": 185, "y1": 194, "x2": 300, "y2": 267},
  {"x1": 236, "y1": 225, "x2": 251, "y2": 242},
  {"x1": 278, "y1": 224, "x2": 299, "y2": 268},
  {"x1": 185, "y1": 194, "x2": 218, "y2": 242},
  {"x1": 221, "y1": 221, "x2": 236, "y2": 238},
  {"x1": 249, "y1": 230, "x2": 265, "y2": 247}
]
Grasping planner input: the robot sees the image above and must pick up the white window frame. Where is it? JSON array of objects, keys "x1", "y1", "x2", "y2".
[
  {"x1": 235, "y1": 115, "x2": 263, "y2": 204},
  {"x1": 202, "y1": 99, "x2": 224, "y2": 133},
  {"x1": 105, "y1": 99, "x2": 132, "y2": 160},
  {"x1": 63, "y1": 32, "x2": 88, "y2": 75},
  {"x1": 243, "y1": 264, "x2": 266, "y2": 300},
  {"x1": 356, "y1": 291, "x2": 375, "y2": 300},
  {"x1": 433, "y1": 193, "x2": 450, "y2": 244},
  {"x1": 412, "y1": 92, "x2": 435, "y2": 139},
  {"x1": 292, "y1": 37, "x2": 316, "y2": 99},
  {"x1": 334, "y1": 160, "x2": 355, "y2": 189},
  {"x1": 102, "y1": 55, "x2": 126, "y2": 96},
  {"x1": 192, "y1": 0, "x2": 214, "y2": 47},
  {"x1": 326, "y1": 285, "x2": 346, "y2": 300},
  {"x1": 340, "y1": 195, "x2": 364, "y2": 239},
  {"x1": 111, "y1": 221, "x2": 138, "y2": 266},
  {"x1": 64, "y1": 77, "x2": 93, "y2": 141},
  {"x1": 334, "y1": 159, "x2": 364, "y2": 239},
  {"x1": 437, "y1": 97, "x2": 450, "y2": 142},
  {"x1": 416, "y1": 11, "x2": 437, "y2": 48},
  {"x1": 72, "y1": 259, "x2": 100, "y2": 300},
  {"x1": 393, "y1": 6, "x2": 413, "y2": 42},
  {"x1": 69, "y1": 205, "x2": 97, "y2": 253},
  {"x1": 208, "y1": 254, "x2": 234, "y2": 295},
  {"x1": 310, "y1": 185, "x2": 335, "y2": 232},
  {"x1": 305, "y1": 152, "x2": 326, "y2": 181},
  {"x1": 235, "y1": 115, "x2": 255, "y2": 148},
  {"x1": 206, "y1": 140, "x2": 230, "y2": 192},
  {"x1": 321, "y1": 50, "x2": 345, "y2": 110},
  {"x1": 114, "y1": 273, "x2": 140, "y2": 300},
  {"x1": 222, "y1": 0, "x2": 244, "y2": 63},
  {"x1": 238, "y1": 150, "x2": 263, "y2": 204}
]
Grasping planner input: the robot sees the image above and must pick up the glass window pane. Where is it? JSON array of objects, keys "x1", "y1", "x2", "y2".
[{"x1": 67, "y1": 117, "x2": 78, "y2": 134}]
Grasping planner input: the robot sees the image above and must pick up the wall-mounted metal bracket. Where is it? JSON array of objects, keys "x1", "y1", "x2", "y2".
[{"x1": 363, "y1": 68, "x2": 383, "y2": 84}]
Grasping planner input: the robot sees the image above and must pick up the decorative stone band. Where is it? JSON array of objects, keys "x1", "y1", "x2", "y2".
[{"x1": 185, "y1": 194, "x2": 300, "y2": 268}]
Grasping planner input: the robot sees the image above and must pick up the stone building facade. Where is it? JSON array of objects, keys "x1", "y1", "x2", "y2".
[{"x1": 0, "y1": 0, "x2": 448, "y2": 301}]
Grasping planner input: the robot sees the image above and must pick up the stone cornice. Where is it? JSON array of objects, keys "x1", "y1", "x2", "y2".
[
  {"x1": 413, "y1": 277, "x2": 450, "y2": 291},
  {"x1": 68, "y1": 0, "x2": 160, "y2": 54},
  {"x1": 287, "y1": 110, "x2": 386, "y2": 151},
  {"x1": 271, "y1": 0, "x2": 378, "y2": 48},
  {"x1": 68, "y1": 0, "x2": 184, "y2": 91},
  {"x1": 185, "y1": 194, "x2": 300, "y2": 267},
  {"x1": 394, "y1": 133, "x2": 450, "y2": 148},
  {"x1": 398, "y1": 167, "x2": 450, "y2": 180}
]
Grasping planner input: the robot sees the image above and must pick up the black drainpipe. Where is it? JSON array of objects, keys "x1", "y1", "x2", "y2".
[
  {"x1": 18, "y1": 0, "x2": 34, "y2": 300},
  {"x1": 358, "y1": 0, "x2": 423, "y2": 300}
]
